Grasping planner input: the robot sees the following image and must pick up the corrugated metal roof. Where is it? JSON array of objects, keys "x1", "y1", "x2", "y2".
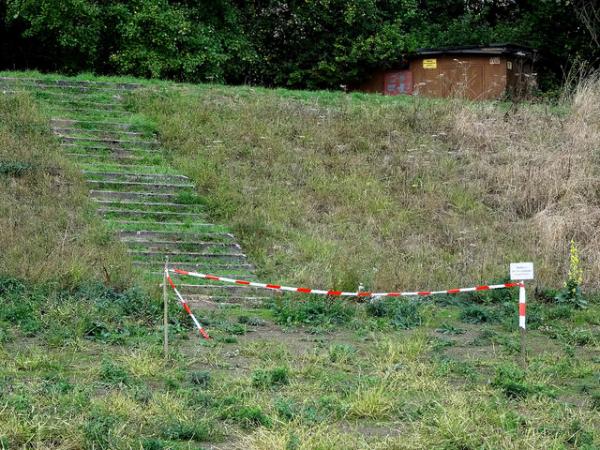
[{"x1": 411, "y1": 43, "x2": 536, "y2": 59}]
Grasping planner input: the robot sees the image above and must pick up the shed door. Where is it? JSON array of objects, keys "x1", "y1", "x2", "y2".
[{"x1": 384, "y1": 71, "x2": 412, "y2": 95}]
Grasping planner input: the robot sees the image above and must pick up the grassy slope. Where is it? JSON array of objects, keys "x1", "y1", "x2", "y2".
[
  {"x1": 131, "y1": 81, "x2": 600, "y2": 293},
  {"x1": 0, "y1": 92, "x2": 132, "y2": 287},
  {"x1": 0, "y1": 73, "x2": 599, "y2": 449}
]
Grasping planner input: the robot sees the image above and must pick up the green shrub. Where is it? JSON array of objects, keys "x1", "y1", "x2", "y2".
[
  {"x1": 229, "y1": 406, "x2": 272, "y2": 429},
  {"x1": 83, "y1": 409, "x2": 121, "y2": 449},
  {"x1": 271, "y1": 296, "x2": 355, "y2": 327},
  {"x1": 365, "y1": 297, "x2": 422, "y2": 329},
  {"x1": 545, "y1": 305, "x2": 573, "y2": 320},
  {"x1": 0, "y1": 323, "x2": 13, "y2": 344},
  {"x1": 190, "y1": 370, "x2": 211, "y2": 388},
  {"x1": 328, "y1": 343, "x2": 356, "y2": 363},
  {"x1": 252, "y1": 366, "x2": 290, "y2": 389},
  {"x1": 492, "y1": 364, "x2": 554, "y2": 399},
  {"x1": 99, "y1": 359, "x2": 131, "y2": 385},
  {"x1": 160, "y1": 420, "x2": 213, "y2": 441},
  {"x1": 460, "y1": 305, "x2": 500, "y2": 324},
  {"x1": 0, "y1": 161, "x2": 34, "y2": 176}
]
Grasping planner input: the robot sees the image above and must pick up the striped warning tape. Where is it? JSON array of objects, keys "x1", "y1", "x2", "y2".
[
  {"x1": 165, "y1": 269, "x2": 210, "y2": 339},
  {"x1": 169, "y1": 268, "x2": 523, "y2": 299}
]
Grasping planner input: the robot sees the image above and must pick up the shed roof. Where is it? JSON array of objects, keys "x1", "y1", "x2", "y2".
[{"x1": 411, "y1": 43, "x2": 536, "y2": 59}]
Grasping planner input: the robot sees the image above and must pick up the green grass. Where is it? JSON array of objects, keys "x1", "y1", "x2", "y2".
[
  {"x1": 1, "y1": 72, "x2": 599, "y2": 449},
  {"x1": 130, "y1": 78, "x2": 600, "y2": 296}
]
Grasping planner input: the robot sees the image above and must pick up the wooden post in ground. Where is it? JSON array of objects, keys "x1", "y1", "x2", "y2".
[{"x1": 163, "y1": 256, "x2": 169, "y2": 360}]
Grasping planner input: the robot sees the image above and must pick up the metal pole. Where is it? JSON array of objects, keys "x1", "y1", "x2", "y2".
[
  {"x1": 519, "y1": 281, "x2": 526, "y2": 367},
  {"x1": 163, "y1": 256, "x2": 169, "y2": 359}
]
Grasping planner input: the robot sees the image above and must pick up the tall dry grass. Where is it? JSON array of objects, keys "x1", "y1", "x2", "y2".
[
  {"x1": 444, "y1": 74, "x2": 600, "y2": 288},
  {"x1": 134, "y1": 76, "x2": 600, "y2": 291},
  {"x1": 0, "y1": 93, "x2": 132, "y2": 287}
]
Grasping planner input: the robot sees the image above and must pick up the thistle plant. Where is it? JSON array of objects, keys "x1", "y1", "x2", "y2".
[{"x1": 555, "y1": 239, "x2": 587, "y2": 308}]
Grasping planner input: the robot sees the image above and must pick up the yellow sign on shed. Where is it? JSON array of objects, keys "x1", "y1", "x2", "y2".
[{"x1": 423, "y1": 59, "x2": 437, "y2": 69}]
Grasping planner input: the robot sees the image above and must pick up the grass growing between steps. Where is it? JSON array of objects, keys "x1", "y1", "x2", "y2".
[
  {"x1": 131, "y1": 78, "x2": 600, "y2": 296},
  {"x1": 0, "y1": 93, "x2": 132, "y2": 287}
]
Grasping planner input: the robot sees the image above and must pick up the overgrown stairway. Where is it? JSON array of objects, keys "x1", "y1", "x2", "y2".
[{"x1": 0, "y1": 76, "x2": 271, "y2": 306}]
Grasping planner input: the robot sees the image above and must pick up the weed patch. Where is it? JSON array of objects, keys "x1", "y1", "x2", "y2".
[
  {"x1": 366, "y1": 297, "x2": 423, "y2": 329},
  {"x1": 271, "y1": 296, "x2": 355, "y2": 327}
]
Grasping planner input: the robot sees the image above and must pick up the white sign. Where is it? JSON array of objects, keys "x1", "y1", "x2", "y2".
[{"x1": 510, "y1": 262, "x2": 534, "y2": 280}]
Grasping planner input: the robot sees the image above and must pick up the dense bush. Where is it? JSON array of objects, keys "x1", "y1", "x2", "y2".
[{"x1": 1, "y1": 0, "x2": 598, "y2": 89}]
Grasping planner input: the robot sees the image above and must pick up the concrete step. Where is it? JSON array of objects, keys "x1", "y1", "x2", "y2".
[
  {"x1": 117, "y1": 230, "x2": 234, "y2": 242},
  {"x1": 133, "y1": 260, "x2": 254, "y2": 270},
  {"x1": 97, "y1": 208, "x2": 206, "y2": 220},
  {"x1": 83, "y1": 171, "x2": 189, "y2": 182},
  {"x1": 80, "y1": 163, "x2": 169, "y2": 173},
  {"x1": 52, "y1": 127, "x2": 151, "y2": 138},
  {"x1": 60, "y1": 142, "x2": 162, "y2": 158},
  {"x1": 175, "y1": 284, "x2": 274, "y2": 296},
  {"x1": 51, "y1": 100, "x2": 125, "y2": 111},
  {"x1": 128, "y1": 250, "x2": 246, "y2": 263},
  {"x1": 51, "y1": 118, "x2": 143, "y2": 131},
  {"x1": 0, "y1": 76, "x2": 141, "y2": 90},
  {"x1": 86, "y1": 180, "x2": 194, "y2": 192},
  {"x1": 112, "y1": 220, "x2": 217, "y2": 228},
  {"x1": 185, "y1": 295, "x2": 271, "y2": 308},
  {"x1": 89, "y1": 190, "x2": 178, "y2": 202},
  {"x1": 66, "y1": 153, "x2": 158, "y2": 164},
  {"x1": 59, "y1": 136, "x2": 159, "y2": 147},
  {"x1": 48, "y1": 106, "x2": 133, "y2": 116},
  {"x1": 93, "y1": 198, "x2": 201, "y2": 210},
  {"x1": 124, "y1": 241, "x2": 241, "y2": 253}
]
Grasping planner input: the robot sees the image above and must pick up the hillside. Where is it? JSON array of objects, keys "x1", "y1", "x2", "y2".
[
  {"x1": 0, "y1": 73, "x2": 598, "y2": 449},
  {"x1": 131, "y1": 79, "x2": 600, "y2": 293}
]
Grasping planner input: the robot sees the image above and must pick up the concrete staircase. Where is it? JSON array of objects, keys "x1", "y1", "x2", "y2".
[{"x1": 0, "y1": 77, "x2": 271, "y2": 306}]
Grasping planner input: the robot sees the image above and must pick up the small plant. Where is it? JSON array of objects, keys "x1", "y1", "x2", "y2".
[
  {"x1": 228, "y1": 406, "x2": 272, "y2": 429},
  {"x1": 328, "y1": 343, "x2": 356, "y2": 364},
  {"x1": 492, "y1": 364, "x2": 554, "y2": 399},
  {"x1": 99, "y1": 359, "x2": 131, "y2": 385},
  {"x1": 272, "y1": 296, "x2": 355, "y2": 326},
  {"x1": 160, "y1": 420, "x2": 213, "y2": 441},
  {"x1": 434, "y1": 322, "x2": 466, "y2": 335},
  {"x1": 555, "y1": 239, "x2": 587, "y2": 308},
  {"x1": 252, "y1": 366, "x2": 290, "y2": 389},
  {"x1": 460, "y1": 305, "x2": 499, "y2": 324},
  {"x1": 190, "y1": 370, "x2": 211, "y2": 388},
  {"x1": 0, "y1": 160, "x2": 34, "y2": 176},
  {"x1": 366, "y1": 297, "x2": 422, "y2": 329}
]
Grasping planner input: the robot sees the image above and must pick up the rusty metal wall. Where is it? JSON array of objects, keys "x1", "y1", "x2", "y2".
[{"x1": 410, "y1": 55, "x2": 508, "y2": 100}]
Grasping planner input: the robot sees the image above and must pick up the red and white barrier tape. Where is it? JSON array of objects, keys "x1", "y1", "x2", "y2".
[
  {"x1": 165, "y1": 269, "x2": 210, "y2": 339},
  {"x1": 169, "y1": 268, "x2": 523, "y2": 299}
]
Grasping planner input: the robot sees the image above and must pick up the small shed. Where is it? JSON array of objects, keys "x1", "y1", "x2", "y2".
[{"x1": 355, "y1": 44, "x2": 537, "y2": 100}]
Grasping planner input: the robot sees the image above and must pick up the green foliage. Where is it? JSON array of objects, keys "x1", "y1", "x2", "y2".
[
  {"x1": 252, "y1": 366, "x2": 290, "y2": 389},
  {"x1": 2, "y1": 1, "x2": 598, "y2": 88},
  {"x1": 99, "y1": 359, "x2": 131, "y2": 385},
  {"x1": 0, "y1": 161, "x2": 33, "y2": 176},
  {"x1": 226, "y1": 405, "x2": 272, "y2": 429},
  {"x1": 460, "y1": 305, "x2": 500, "y2": 324},
  {"x1": 160, "y1": 420, "x2": 212, "y2": 441},
  {"x1": 271, "y1": 296, "x2": 356, "y2": 327},
  {"x1": 190, "y1": 370, "x2": 211, "y2": 388},
  {"x1": 366, "y1": 297, "x2": 423, "y2": 329},
  {"x1": 492, "y1": 364, "x2": 555, "y2": 399},
  {"x1": 555, "y1": 240, "x2": 587, "y2": 308}
]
